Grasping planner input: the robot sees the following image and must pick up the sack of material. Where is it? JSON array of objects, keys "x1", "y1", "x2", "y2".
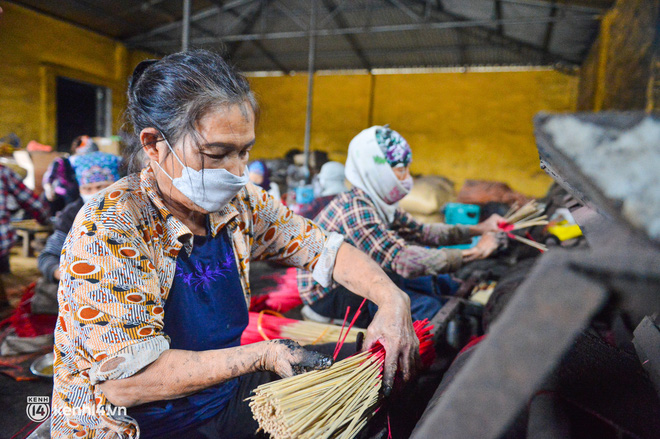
[
  {"x1": 457, "y1": 179, "x2": 530, "y2": 207},
  {"x1": 400, "y1": 175, "x2": 455, "y2": 222}
]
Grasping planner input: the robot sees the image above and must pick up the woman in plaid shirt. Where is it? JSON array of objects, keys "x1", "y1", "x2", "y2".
[
  {"x1": 51, "y1": 51, "x2": 418, "y2": 438},
  {"x1": 0, "y1": 164, "x2": 49, "y2": 309},
  {"x1": 298, "y1": 126, "x2": 504, "y2": 327}
]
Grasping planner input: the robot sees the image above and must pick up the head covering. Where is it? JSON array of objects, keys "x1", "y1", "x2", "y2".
[
  {"x1": 73, "y1": 136, "x2": 99, "y2": 155},
  {"x1": 248, "y1": 160, "x2": 271, "y2": 189},
  {"x1": 345, "y1": 126, "x2": 414, "y2": 224},
  {"x1": 73, "y1": 151, "x2": 121, "y2": 187},
  {"x1": 375, "y1": 125, "x2": 412, "y2": 168},
  {"x1": 318, "y1": 161, "x2": 347, "y2": 197}
]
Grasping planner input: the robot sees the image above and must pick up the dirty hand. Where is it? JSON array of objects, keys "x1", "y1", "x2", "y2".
[
  {"x1": 472, "y1": 214, "x2": 505, "y2": 234},
  {"x1": 364, "y1": 287, "x2": 419, "y2": 397},
  {"x1": 260, "y1": 339, "x2": 333, "y2": 378},
  {"x1": 461, "y1": 232, "x2": 501, "y2": 262}
]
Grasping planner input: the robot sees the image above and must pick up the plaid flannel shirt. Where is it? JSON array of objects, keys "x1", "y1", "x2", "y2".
[
  {"x1": 297, "y1": 187, "x2": 470, "y2": 304},
  {"x1": 0, "y1": 164, "x2": 49, "y2": 257}
]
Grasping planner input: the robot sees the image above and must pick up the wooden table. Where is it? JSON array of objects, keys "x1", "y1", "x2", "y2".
[{"x1": 11, "y1": 219, "x2": 53, "y2": 257}]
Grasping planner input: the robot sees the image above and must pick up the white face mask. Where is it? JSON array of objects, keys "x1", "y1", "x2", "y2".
[
  {"x1": 155, "y1": 136, "x2": 250, "y2": 212},
  {"x1": 400, "y1": 176, "x2": 414, "y2": 193},
  {"x1": 81, "y1": 193, "x2": 94, "y2": 204}
]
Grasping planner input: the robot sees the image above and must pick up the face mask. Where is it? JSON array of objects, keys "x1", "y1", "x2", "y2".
[
  {"x1": 155, "y1": 136, "x2": 250, "y2": 212},
  {"x1": 81, "y1": 193, "x2": 94, "y2": 204},
  {"x1": 400, "y1": 176, "x2": 413, "y2": 192}
]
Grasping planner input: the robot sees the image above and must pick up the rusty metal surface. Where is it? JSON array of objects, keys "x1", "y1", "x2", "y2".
[{"x1": 411, "y1": 250, "x2": 608, "y2": 439}]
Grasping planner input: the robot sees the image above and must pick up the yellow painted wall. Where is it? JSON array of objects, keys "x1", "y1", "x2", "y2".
[
  {"x1": 250, "y1": 69, "x2": 577, "y2": 197},
  {"x1": 0, "y1": 3, "x2": 577, "y2": 197},
  {"x1": 0, "y1": 3, "x2": 154, "y2": 148}
]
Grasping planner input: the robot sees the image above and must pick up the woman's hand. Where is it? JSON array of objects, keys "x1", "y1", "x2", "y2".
[
  {"x1": 364, "y1": 284, "x2": 419, "y2": 396},
  {"x1": 470, "y1": 214, "x2": 505, "y2": 235},
  {"x1": 260, "y1": 339, "x2": 333, "y2": 378},
  {"x1": 332, "y1": 243, "x2": 420, "y2": 396},
  {"x1": 461, "y1": 232, "x2": 501, "y2": 262}
]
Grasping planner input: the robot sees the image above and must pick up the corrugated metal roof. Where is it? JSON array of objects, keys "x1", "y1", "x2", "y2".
[{"x1": 9, "y1": 0, "x2": 608, "y2": 72}]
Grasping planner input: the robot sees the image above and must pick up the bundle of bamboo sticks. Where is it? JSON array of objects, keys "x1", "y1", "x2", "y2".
[
  {"x1": 241, "y1": 311, "x2": 363, "y2": 346},
  {"x1": 247, "y1": 320, "x2": 434, "y2": 439},
  {"x1": 503, "y1": 200, "x2": 548, "y2": 229},
  {"x1": 500, "y1": 200, "x2": 549, "y2": 252}
]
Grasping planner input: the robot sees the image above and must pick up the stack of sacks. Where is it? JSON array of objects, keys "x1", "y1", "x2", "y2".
[
  {"x1": 457, "y1": 179, "x2": 530, "y2": 207},
  {"x1": 399, "y1": 175, "x2": 455, "y2": 223}
]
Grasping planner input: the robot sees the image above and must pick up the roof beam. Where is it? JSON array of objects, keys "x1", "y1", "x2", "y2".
[
  {"x1": 273, "y1": 1, "x2": 308, "y2": 30},
  {"x1": 416, "y1": 0, "x2": 574, "y2": 64},
  {"x1": 456, "y1": 20, "x2": 469, "y2": 66},
  {"x1": 138, "y1": 14, "x2": 598, "y2": 47},
  {"x1": 494, "y1": 0, "x2": 504, "y2": 35},
  {"x1": 209, "y1": 0, "x2": 291, "y2": 73},
  {"x1": 541, "y1": 0, "x2": 559, "y2": 63},
  {"x1": 318, "y1": 0, "x2": 348, "y2": 26},
  {"x1": 385, "y1": 0, "x2": 423, "y2": 22},
  {"x1": 424, "y1": 0, "x2": 435, "y2": 21},
  {"x1": 124, "y1": 0, "x2": 260, "y2": 44},
  {"x1": 320, "y1": 0, "x2": 372, "y2": 70}
]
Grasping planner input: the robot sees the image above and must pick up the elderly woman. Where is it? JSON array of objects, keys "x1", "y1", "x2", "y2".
[
  {"x1": 51, "y1": 51, "x2": 417, "y2": 439},
  {"x1": 298, "y1": 126, "x2": 503, "y2": 327}
]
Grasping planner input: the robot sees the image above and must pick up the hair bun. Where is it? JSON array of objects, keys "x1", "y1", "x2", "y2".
[{"x1": 129, "y1": 59, "x2": 159, "y2": 93}]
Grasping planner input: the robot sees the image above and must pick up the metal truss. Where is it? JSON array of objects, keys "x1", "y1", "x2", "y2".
[{"x1": 122, "y1": 0, "x2": 601, "y2": 68}]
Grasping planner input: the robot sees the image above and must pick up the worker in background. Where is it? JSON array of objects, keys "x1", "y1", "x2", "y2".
[
  {"x1": 51, "y1": 50, "x2": 418, "y2": 439},
  {"x1": 42, "y1": 135, "x2": 99, "y2": 215},
  {"x1": 299, "y1": 161, "x2": 348, "y2": 219},
  {"x1": 35, "y1": 151, "x2": 121, "y2": 314},
  {"x1": 0, "y1": 164, "x2": 49, "y2": 315},
  {"x1": 247, "y1": 159, "x2": 280, "y2": 199},
  {"x1": 298, "y1": 125, "x2": 505, "y2": 327}
]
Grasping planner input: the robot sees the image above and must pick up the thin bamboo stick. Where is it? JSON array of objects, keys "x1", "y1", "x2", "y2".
[{"x1": 510, "y1": 234, "x2": 548, "y2": 251}]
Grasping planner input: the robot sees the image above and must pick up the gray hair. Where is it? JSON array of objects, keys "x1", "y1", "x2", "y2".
[{"x1": 124, "y1": 49, "x2": 259, "y2": 173}]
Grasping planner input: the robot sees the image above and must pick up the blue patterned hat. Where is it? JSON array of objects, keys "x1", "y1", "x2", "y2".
[{"x1": 73, "y1": 152, "x2": 121, "y2": 186}]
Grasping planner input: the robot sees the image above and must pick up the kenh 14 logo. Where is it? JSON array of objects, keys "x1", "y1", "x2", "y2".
[{"x1": 26, "y1": 396, "x2": 50, "y2": 422}]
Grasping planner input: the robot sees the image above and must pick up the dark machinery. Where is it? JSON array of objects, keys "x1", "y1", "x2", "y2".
[{"x1": 411, "y1": 112, "x2": 660, "y2": 439}]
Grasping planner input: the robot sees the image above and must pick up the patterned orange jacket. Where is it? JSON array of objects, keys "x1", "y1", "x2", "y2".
[{"x1": 51, "y1": 167, "x2": 343, "y2": 438}]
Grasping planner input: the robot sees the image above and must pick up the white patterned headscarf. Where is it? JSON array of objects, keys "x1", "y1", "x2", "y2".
[
  {"x1": 345, "y1": 126, "x2": 413, "y2": 224},
  {"x1": 318, "y1": 161, "x2": 347, "y2": 197}
]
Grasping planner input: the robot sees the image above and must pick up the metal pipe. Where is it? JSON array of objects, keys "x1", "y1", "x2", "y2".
[
  {"x1": 303, "y1": 0, "x2": 317, "y2": 178},
  {"x1": 182, "y1": 0, "x2": 191, "y2": 51},
  {"x1": 140, "y1": 15, "x2": 600, "y2": 47}
]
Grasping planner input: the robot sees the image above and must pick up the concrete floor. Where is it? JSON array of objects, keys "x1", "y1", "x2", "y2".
[{"x1": 1, "y1": 246, "x2": 50, "y2": 439}]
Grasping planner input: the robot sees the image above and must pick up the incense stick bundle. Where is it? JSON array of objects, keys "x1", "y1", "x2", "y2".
[
  {"x1": 241, "y1": 311, "x2": 363, "y2": 346},
  {"x1": 247, "y1": 320, "x2": 434, "y2": 439},
  {"x1": 504, "y1": 200, "x2": 547, "y2": 226},
  {"x1": 499, "y1": 200, "x2": 549, "y2": 252}
]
